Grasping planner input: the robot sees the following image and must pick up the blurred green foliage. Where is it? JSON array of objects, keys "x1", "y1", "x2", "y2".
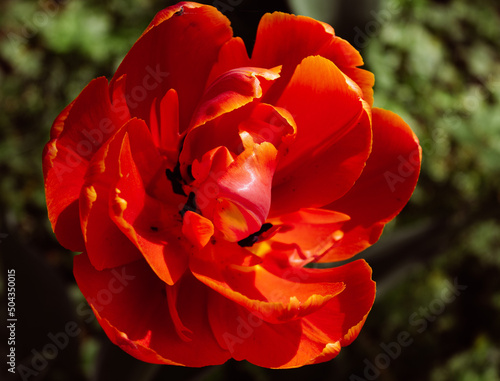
[{"x1": 1, "y1": 0, "x2": 499, "y2": 380}]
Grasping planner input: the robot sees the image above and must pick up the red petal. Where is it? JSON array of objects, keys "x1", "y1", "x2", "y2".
[
  {"x1": 149, "y1": 88, "x2": 181, "y2": 164},
  {"x1": 215, "y1": 141, "x2": 277, "y2": 240},
  {"x1": 251, "y1": 13, "x2": 335, "y2": 82},
  {"x1": 258, "y1": 208, "x2": 350, "y2": 266},
  {"x1": 110, "y1": 2, "x2": 233, "y2": 133},
  {"x1": 270, "y1": 55, "x2": 371, "y2": 214},
  {"x1": 340, "y1": 67, "x2": 375, "y2": 107},
  {"x1": 178, "y1": 110, "x2": 243, "y2": 178},
  {"x1": 250, "y1": 12, "x2": 368, "y2": 102},
  {"x1": 275, "y1": 55, "x2": 364, "y2": 171},
  {"x1": 238, "y1": 103, "x2": 296, "y2": 149},
  {"x1": 208, "y1": 293, "x2": 303, "y2": 366},
  {"x1": 302, "y1": 260, "x2": 376, "y2": 348},
  {"x1": 179, "y1": 100, "x2": 292, "y2": 184},
  {"x1": 109, "y1": 123, "x2": 190, "y2": 285},
  {"x1": 189, "y1": 66, "x2": 280, "y2": 130},
  {"x1": 316, "y1": 34, "x2": 364, "y2": 68},
  {"x1": 43, "y1": 77, "x2": 130, "y2": 251},
  {"x1": 213, "y1": 199, "x2": 263, "y2": 242},
  {"x1": 206, "y1": 37, "x2": 251, "y2": 86},
  {"x1": 191, "y1": 240, "x2": 345, "y2": 325},
  {"x1": 191, "y1": 141, "x2": 278, "y2": 242},
  {"x1": 73, "y1": 253, "x2": 230, "y2": 366},
  {"x1": 165, "y1": 280, "x2": 193, "y2": 342},
  {"x1": 80, "y1": 122, "x2": 142, "y2": 270},
  {"x1": 178, "y1": 67, "x2": 281, "y2": 177},
  {"x1": 205, "y1": 257, "x2": 375, "y2": 368},
  {"x1": 190, "y1": 145, "x2": 234, "y2": 187},
  {"x1": 321, "y1": 108, "x2": 422, "y2": 262},
  {"x1": 181, "y1": 211, "x2": 214, "y2": 249},
  {"x1": 314, "y1": 33, "x2": 375, "y2": 106},
  {"x1": 270, "y1": 117, "x2": 372, "y2": 215}
]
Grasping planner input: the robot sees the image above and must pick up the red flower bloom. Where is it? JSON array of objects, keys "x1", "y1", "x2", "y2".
[{"x1": 42, "y1": 2, "x2": 421, "y2": 368}]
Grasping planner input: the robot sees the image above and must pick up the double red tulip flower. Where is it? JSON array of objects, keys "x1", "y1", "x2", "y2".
[{"x1": 43, "y1": 2, "x2": 421, "y2": 368}]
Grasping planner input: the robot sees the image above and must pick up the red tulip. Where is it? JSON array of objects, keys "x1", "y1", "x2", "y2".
[{"x1": 43, "y1": 1, "x2": 421, "y2": 368}]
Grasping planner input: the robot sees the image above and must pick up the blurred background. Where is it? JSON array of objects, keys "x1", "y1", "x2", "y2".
[{"x1": 1, "y1": 0, "x2": 499, "y2": 380}]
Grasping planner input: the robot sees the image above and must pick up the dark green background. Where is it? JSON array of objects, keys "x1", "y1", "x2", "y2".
[{"x1": 1, "y1": 0, "x2": 499, "y2": 380}]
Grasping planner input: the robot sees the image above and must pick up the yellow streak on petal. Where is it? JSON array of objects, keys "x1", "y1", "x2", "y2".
[
  {"x1": 44, "y1": 140, "x2": 58, "y2": 167},
  {"x1": 111, "y1": 189, "x2": 127, "y2": 218},
  {"x1": 110, "y1": 189, "x2": 142, "y2": 248},
  {"x1": 215, "y1": 199, "x2": 249, "y2": 241},
  {"x1": 84, "y1": 185, "x2": 97, "y2": 204},
  {"x1": 306, "y1": 341, "x2": 342, "y2": 364},
  {"x1": 80, "y1": 185, "x2": 97, "y2": 239}
]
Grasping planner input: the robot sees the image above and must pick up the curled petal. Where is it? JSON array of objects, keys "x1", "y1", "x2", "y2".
[
  {"x1": 179, "y1": 67, "x2": 281, "y2": 176},
  {"x1": 322, "y1": 108, "x2": 422, "y2": 262},
  {"x1": 191, "y1": 241, "x2": 345, "y2": 325},
  {"x1": 190, "y1": 146, "x2": 234, "y2": 186},
  {"x1": 179, "y1": 100, "x2": 293, "y2": 181},
  {"x1": 271, "y1": 116, "x2": 372, "y2": 215},
  {"x1": 111, "y1": 2, "x2": 233, "y2": 133},
  {"x1": 251, "y1": 12, "x2": 368, "y2": 102},
  {"x1": 215, "y1": 141, "x2": 277, "y2": 241},
  {"x1": 80, "y1": 122, "x2": 142, "y2": 270},
  {"x1": 271, "y1": 55, "x2": 371, "y2": 214},
  {"x1": 204, "y1": 255, "x2": 375, "y2": 368},
  {"x1": 109, "y1": 123, "x2": 190, "y2": 285},
  {"x1": 251, "y1": 13, "x2": 342, "y2": 82},
  {"x1": 275, "y1": 55, "x2": 365, "y2": 172},
  {"x1": 238, "y1": 103, "x2": 296, "y2": 149},
  {"x1": 189, "y1": 66, "x2": 281, "y2": 130},
  {"x1": 179, "y1": 112, "x2": 243, "y2": 178},
  {"x1": 192, "y1": 141, "x2": 278, "y2": 242},
  {"x1": 301, "y1": 260, "x2": 376, "y2": 348},
  {"x1": 43, "y1": 76, "x2": 130, "y2": 251},
  {"x1": 256, "y1": 208, "x2": 350, "y2": 266}
]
